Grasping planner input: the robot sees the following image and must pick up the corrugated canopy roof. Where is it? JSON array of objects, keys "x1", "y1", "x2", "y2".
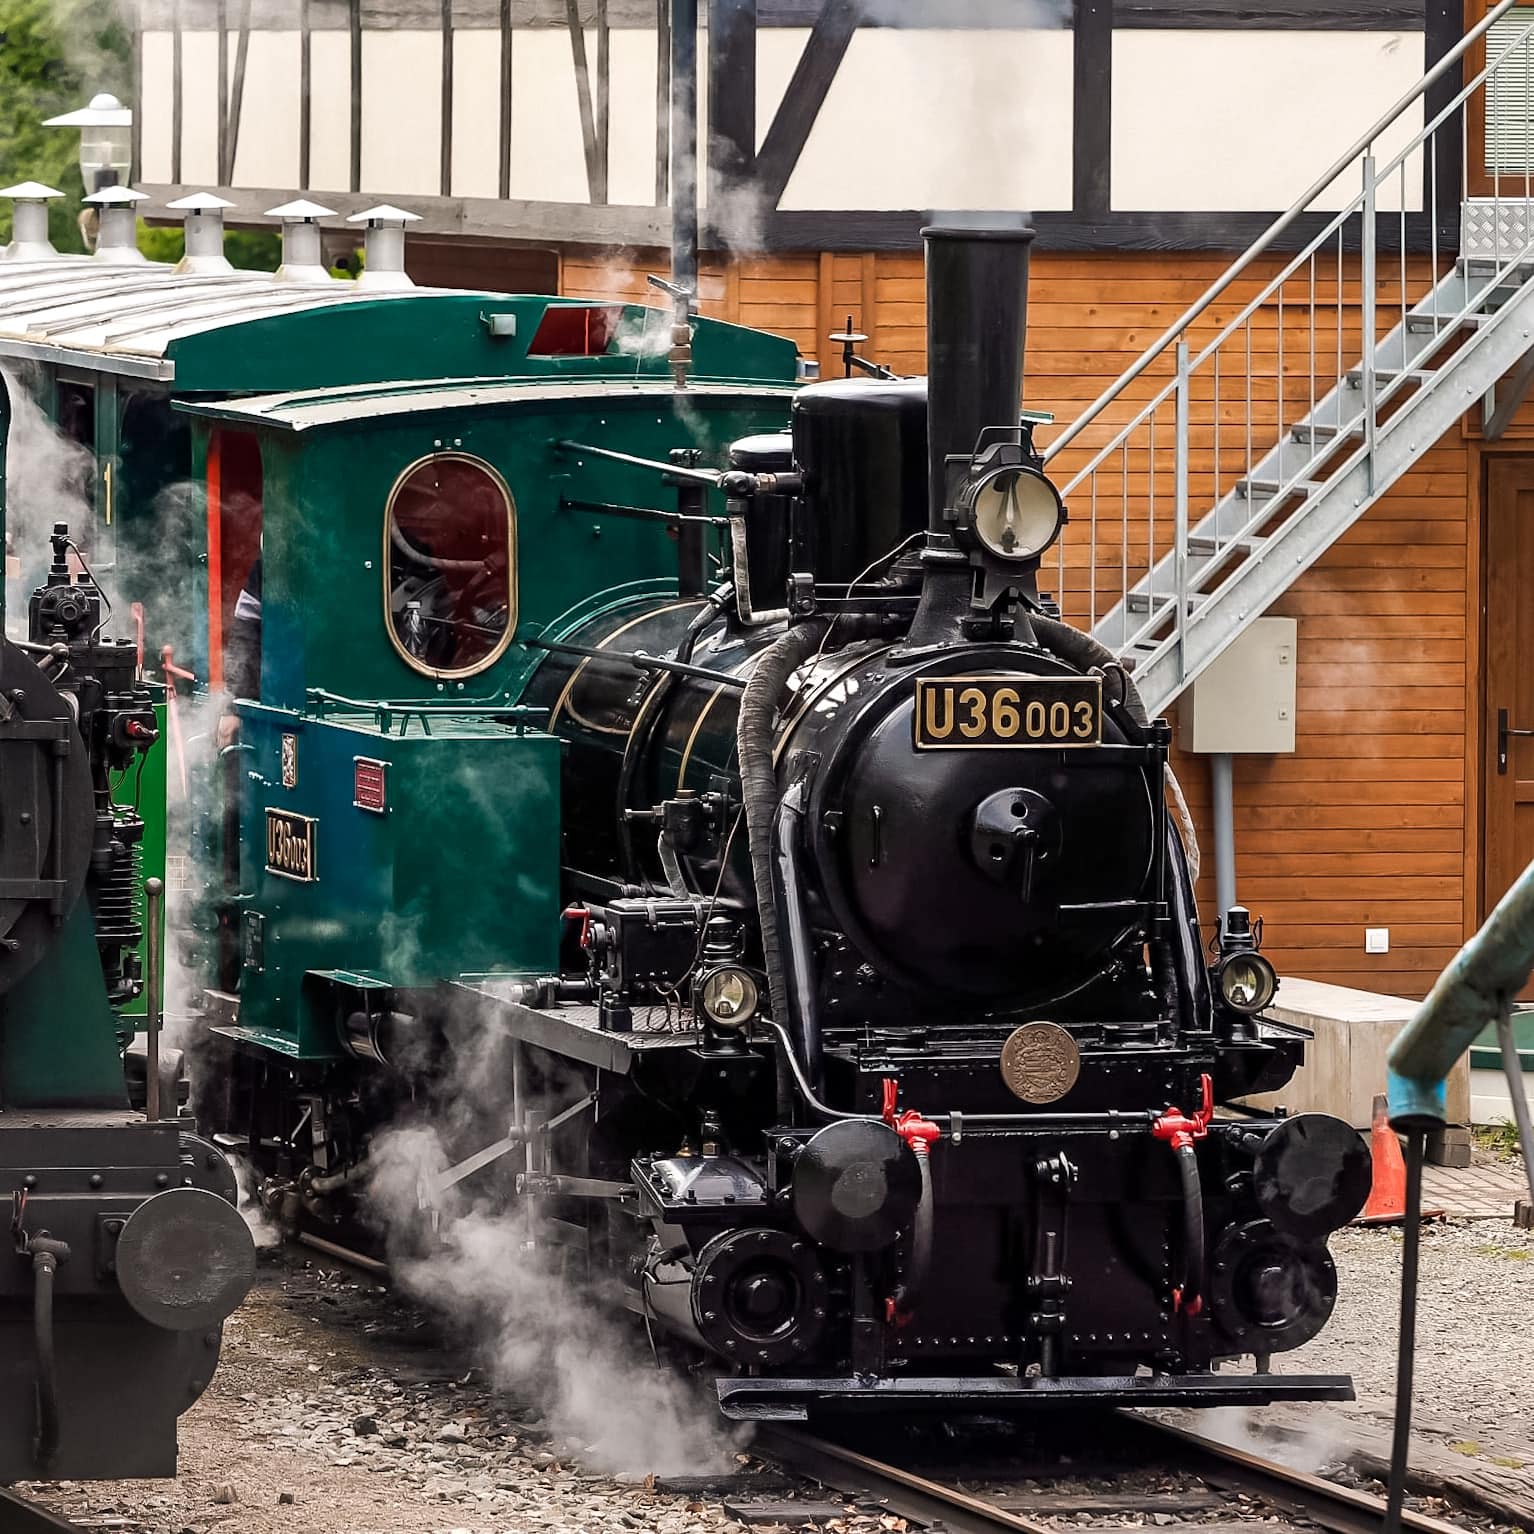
[
  {"x1": 0, "y1": 257, "x2": 479, "y2": 379},
  {"x1": 175, "y1": 376, "x2": 798, "y2": 432}
]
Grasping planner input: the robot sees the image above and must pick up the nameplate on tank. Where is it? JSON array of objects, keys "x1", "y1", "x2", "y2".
[
  {"x1": 913, "y1": 675, "x2": 1102, "y2": 750},
  {"x1": 265, "y1": 808, "x2": 318, "y2": 882}
]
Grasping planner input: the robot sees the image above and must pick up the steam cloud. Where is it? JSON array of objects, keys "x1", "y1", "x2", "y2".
[{"x1": 366, "y1": 1061, "x2": 741, "y2": 1478}]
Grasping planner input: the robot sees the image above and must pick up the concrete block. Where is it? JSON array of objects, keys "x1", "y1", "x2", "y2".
[{"x1": 1240, "y1": 976, "x2": 1472, "y2": 1169}]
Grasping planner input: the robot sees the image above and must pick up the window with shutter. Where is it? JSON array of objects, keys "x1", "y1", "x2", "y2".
[{"x1": 1486, "y1": 10, "x2": 1534, "y2": 176}]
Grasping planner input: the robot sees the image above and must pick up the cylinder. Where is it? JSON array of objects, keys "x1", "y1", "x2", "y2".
[
  {"x1": 922, "y1": 222, "x2": 1035, "y2": 532},
  {"x1": 790, "y1": 378, "x2": 928, "y2": 582}
]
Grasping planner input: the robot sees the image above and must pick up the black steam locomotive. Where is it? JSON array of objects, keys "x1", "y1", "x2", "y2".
[{"x1": 205, "y1": 223, "x2": 1371, "y2": 1420}]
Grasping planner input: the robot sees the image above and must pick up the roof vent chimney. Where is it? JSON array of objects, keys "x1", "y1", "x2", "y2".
[
  {"x1": 266, "y1": 198, "x2": 336, "y2": 283},
  {"x1": 0, "y1": 182, "x2": 64, "y2": 261},
  {"x1": 84, "y1": 184, "x2": 149, "y2": 262},
  {"x1": 169, "y1": 192, "x2": 235, "y2": 274},
  {"x1": 347, "y1": 204, "x2": 420, "y2": 290}
]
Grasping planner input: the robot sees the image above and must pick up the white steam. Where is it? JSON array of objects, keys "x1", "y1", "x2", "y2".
[
  {"x1": 367, "y1": 1119, "x2": 741, "y2": 1478},
  {"x1": 3, "y1": 365, "x2": 95, "y2": 628}
]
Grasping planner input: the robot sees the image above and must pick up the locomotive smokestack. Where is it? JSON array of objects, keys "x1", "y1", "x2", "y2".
[{"x1": 922, "y1": 219, "x2": 1034, "y2": 536}]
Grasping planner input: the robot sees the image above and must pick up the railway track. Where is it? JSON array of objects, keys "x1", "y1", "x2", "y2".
[
  {"x1": 755, "y1": 1414, "x2": 1474, "y2": 1534},
  {"x1": 0, "y1": 1484, "x2": 81, "y2": 1531}
]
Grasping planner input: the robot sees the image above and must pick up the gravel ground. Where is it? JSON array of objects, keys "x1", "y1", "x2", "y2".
[
  {"x1": 16, "y1": 1256, "x2": 862, "y2": 1534},
  {"x1": 1293, "y1": 1216, "x2": 1534, "y2": 1444},
  {"x1": 17, "y1": 1168, "x2": 1534, "y2": 1533}
]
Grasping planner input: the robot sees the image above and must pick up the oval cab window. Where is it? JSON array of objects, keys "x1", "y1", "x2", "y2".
[{"x1": 385, "y1": 453, "x2": 516, "y2": 677}]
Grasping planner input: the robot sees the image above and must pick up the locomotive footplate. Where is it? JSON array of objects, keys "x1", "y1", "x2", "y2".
[
  {"x1": 454, "y1": 984, "x2": 700, "y2": 1074},
  {"x1": 714, "y1": 1370, "x2": 1355, "y2": 1421}
]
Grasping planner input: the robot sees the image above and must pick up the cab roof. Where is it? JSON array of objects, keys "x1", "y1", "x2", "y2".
[
  {"x1": 0, "y1": 259, "x2": 799, "y2": 391},
  {"x1": 175, "y1": 376, "x2": 798, "y2": 433}
]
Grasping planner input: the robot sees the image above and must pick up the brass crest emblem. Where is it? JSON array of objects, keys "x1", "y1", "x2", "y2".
[
  {"x1": 1001, "y1": 1021, "x2": 1081, "y2": 1104},
  {"x1": 280, "y1": 733, "x2": 298, "y2": 789}
]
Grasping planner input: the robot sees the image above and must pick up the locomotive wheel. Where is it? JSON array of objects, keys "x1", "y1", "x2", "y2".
[{"x1": 1207, "y1": 1218, "x2": 1337, "y2": 1355}]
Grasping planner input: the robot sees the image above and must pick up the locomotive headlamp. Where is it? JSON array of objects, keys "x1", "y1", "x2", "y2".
[
  {"x1": 699, "y1": 966, "x2": 760, "y2": 1028},
  {"x1": 1215, "y1": 951, "x2": 1277, "y2": 1014},
  {"x1": 964, "y1": 463, "x2": 1064, "y2": 562}
]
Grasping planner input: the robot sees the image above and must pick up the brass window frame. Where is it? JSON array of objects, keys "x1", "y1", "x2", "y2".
[{"x1": 382, "y1": 449, "x2": 518, "y2": 680}]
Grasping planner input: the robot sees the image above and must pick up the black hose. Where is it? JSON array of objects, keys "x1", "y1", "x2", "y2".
[
  {"x1": 737, "y1": 619, "x2": 828, "y2": 1109},
  {"x1": 1174, "y1": 1143, "x2": 1205, "y2": 1314},
  {"x1": 1384, "y1": 1127, "x2": 1427, "y2": 1534},
  {"x1": 32, "y1": 1249, "x2": 61, "y2": 1465},
  {"x1": 889, "y1": 1145, "x2": 935, "y2": 1318},
  {"x1": 1029, "y1": 614, "x2": 1149, "y2": 727}
]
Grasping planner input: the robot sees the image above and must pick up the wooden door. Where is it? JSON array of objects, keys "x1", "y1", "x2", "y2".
[{"x1": 1484, "y1": 456, "x2": 1534, "y2": 912}]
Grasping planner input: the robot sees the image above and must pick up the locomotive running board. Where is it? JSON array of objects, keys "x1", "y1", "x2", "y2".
[{"x1": 715, "y1": 1372, "x2": 1354, "y2": 1420}]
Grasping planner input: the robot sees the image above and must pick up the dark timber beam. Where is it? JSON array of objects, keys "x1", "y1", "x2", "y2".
[
  {"x1": 1485, "y1": 348, "x2": 1534, "y2": 440},
  {"x1": 708, "y1": 0, "x2": 757, "y2": 205},
  {"x1": 1072, "y1": 0, "x2": 1110, "y2": 217},
  {"x1": 1423, "y1": 0, "x2": 1462, "y2": 235},
  {"x1": 216, "y1": 0, "x2": 228, "y2": 184},
  {"x1": 753, "y1": 0, "x2": 862, "y2": 209},
  {"x1": 170, "y1": 0, "x2": 182, "y2": 183},
  {"x1": 441, "y1": 0, "x2": 455, "y2": 196},
  {"x1": 349, "y1": 0, "x2": 362, "y2": 190},
  {"x1": 224, "y1": 0, "x2": 252, "y2": 183},
  {"x1": 564, "y1": 0, "x2": 607, "y2": 203},
  {"x1": 137, "y1": 0, "x2": 1428, "y2": 28},
  {"x1": 137, "y1": 187, "x2": 1457, "y2": 258},
  {"x1": 299, "y1": 0, "x2": 312, "y2": 186},
  {"x1": 499, "y1": 0, "x2": 513, "y2": 198}
]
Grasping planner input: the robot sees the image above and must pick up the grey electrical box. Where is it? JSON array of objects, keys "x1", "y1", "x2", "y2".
[{"x1": 1179, "y1": 617, "x2": 1297, "y2": 754}]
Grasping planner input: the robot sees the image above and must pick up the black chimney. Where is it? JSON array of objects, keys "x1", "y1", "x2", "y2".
[{"x1": 922, "y1": 221, "x2": 1034, "y2": 537}]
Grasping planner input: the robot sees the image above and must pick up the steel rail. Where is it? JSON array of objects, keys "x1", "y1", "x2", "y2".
[
  {"x1": 0, "y1": 1487, "x2": 80, "y2": 1531},
  {"x1": 1126, "y1": 1416, "x2": 1467, "y2": 1534},
  {"x1": 761, "y1": 1416, "x2": 1471, "y2": 1534},
  {"x1": 756, "y1": 1426, "x2": 1054, "y2": 1534}
]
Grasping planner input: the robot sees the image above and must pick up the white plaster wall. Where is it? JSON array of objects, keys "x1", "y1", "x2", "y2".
[
  {"x1": 308, "y1": 31, "x2": 352, "y2": 194},
  {"x1": 768, "y1": 28, "x2": 1074, "y2": 212},
  {"x1": 607, "y1": 26, "x2": 662, "y2": 207},
  {"x1": 140, "y1": 31, "x2": 173, "y2": 184},
  {"x1": 451, "y1": 28, "x2": 502, "y2": 199},
  {"x1": 505, "y1": 27, "x2": 591, "y2": 202},
  {"x1": 360, "y1": 31, "x2": 443, "y2": 196},
  {"x1": 1112, "y1": 31, "x2": 1426, "y2": 212},
  {"x1": 230, "y1": 31, "x2": 302, "y2": 190},
  {"x1": 178, "y1": 29, "x2": 221, "y2": 186}
]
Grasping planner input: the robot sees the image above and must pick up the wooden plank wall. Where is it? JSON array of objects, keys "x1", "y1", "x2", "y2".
[{"x1": 561, "y1": 245, "x2": 1478, "y2": 998}]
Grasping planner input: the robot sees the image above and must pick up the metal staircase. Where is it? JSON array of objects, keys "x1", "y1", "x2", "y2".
[{"x1": 1041, "y1": 0, "x2": 1534, "y2": 719}]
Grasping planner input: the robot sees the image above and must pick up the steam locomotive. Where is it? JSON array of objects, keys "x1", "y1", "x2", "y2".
[
  {"x1": 0, "y1": 518, "x2": 254, "y2": 1481},
  {"x1": 195, "y1": 223, "x2": 1372, "y2": 1419}
]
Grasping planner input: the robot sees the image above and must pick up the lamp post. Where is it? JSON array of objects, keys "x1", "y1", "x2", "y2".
[{"x1": 42, "y1": 92, "x2": 133, "y2": 195}]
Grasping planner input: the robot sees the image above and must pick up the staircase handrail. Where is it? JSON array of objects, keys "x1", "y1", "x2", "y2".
[{"x1": 1042, "y1": 0, "x2": 1525, "y2": 470}]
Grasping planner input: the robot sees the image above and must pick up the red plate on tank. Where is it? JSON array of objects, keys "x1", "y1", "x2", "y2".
[{"x1": 354, "y1": 757, "x2": 388, "y2": 813}]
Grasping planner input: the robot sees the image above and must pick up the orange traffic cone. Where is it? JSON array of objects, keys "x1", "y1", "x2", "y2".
[{"x1": 1354, "y1": 1093, "x2": 1445, "y2": 1226}]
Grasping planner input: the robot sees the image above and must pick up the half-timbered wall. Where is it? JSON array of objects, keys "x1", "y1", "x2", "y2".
[
  {"x1": 563, "y1": 244, "x2": 1477, "y2": 998},
  {"x1": 132, "y1": 0, "x2": 1456, "y2": 255}
]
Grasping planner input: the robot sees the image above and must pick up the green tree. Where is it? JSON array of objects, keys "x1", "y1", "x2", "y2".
[{"x1": 0, "y1": 0, "x2": 128, "y2": 251}]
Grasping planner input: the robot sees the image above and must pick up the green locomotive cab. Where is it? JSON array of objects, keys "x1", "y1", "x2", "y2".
[{"x1": 175, "y1": 372, "x2": 796, "y2": 1066}]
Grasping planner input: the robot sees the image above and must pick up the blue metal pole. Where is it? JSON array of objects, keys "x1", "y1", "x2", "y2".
[{"x1": 1387, "y1": 855, "x2": 1534, "y2": 1166}]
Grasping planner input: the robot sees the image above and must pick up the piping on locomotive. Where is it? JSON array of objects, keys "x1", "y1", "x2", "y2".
[
  {"x1": 191, "y1": 225, "x2": 1372, "y2": 1420},
  {"x1": 0, "y1": 497, "x2": 255, "y2": 1478}
]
